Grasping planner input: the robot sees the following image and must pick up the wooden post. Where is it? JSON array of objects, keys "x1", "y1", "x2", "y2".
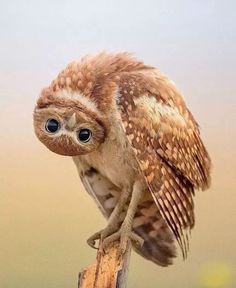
[{"x1": 78, "y1": 241, "x2": 131, "y2": 288}]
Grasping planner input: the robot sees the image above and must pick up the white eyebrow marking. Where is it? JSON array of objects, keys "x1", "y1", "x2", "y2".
[{"x1": 58, "y1": 89, "x2": 100, "y2": 116}]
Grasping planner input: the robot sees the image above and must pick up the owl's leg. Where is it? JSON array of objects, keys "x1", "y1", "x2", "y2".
[
  {"x1": 87, "y1": 187, "x2": 131, "y2": 249},
  {"x1": 101, "y1": 180, "x2": 145, "y2": 254}
]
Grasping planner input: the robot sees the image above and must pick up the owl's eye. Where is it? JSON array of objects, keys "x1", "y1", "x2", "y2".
[
  {"x1": 77, "y1": 128, "x2": 92, "y2": 143},
  {"x1": 45, "y1": 119, "x2": 60, "y2": 133}
]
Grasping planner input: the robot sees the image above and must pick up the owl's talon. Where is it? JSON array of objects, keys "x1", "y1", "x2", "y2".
[
  {"x1": 119, "y1": 230, "x2": 144, "y2": 254},
  {"x1": 101, "y1": 231, "x2": 120, "y2": 251},
  {"x1": 87, "y1": 230, "x2": 103, "y2": 249},
  {"x1": 87, "y1": 241, "x2": 98, "y2": 249},
  {"x1": 130, "y1": 232, "x2": 144, "y2": 248},
  {"x1": 87, "y1": 224, "x2": 118, "y2": 250},
  {"x1": 87, "y1": 238, "x2": 98, "y2": 249},
  {"x1": 100, "y1": 227, "x2": 144, "y2": 255}
]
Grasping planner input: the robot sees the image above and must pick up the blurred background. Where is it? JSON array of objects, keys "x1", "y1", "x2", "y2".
[{"x1": 0, "y1": 1, "x2": 235, "y2": 287}]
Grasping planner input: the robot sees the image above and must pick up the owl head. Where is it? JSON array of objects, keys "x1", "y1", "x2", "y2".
[
  {"x1": 34, "y1": 52, "x2": 150, "y2": 156},
  {"x1": 33, "y1": 87, "x2": 106, "y2": 156}
]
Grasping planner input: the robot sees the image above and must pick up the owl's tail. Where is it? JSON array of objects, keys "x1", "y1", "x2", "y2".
[{"x1": 132, "y1": 199, "x2": 177, "y2": 266}]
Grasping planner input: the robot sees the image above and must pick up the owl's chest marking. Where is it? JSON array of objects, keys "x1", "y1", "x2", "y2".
[{"x1": 76, "y1": 121, "x2": 140, "y2": 189}]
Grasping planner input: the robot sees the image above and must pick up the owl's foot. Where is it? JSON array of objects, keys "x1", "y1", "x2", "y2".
[
  {"x1": 101, "y1": 223, "x2": 144, "y2": 255},
  {"x1": 100, "y1": 180, "x2": 145, "y2": 254},
  {"x1": 88, "y1": 181, "x2": 145, "y2": 254},
  {"x1": 87, "y1": 223, "x2": 118, "y2": 249},
  {"x1": 87, "y1": 188, "x2": 132, "y2": 250}
]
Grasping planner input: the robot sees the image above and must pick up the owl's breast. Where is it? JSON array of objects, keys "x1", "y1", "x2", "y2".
[{"x1": 77, "y1": 121, "x2": 141, "y2": 189}]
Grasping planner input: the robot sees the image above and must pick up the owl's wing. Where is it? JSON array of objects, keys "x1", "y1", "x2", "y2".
[
  {"x1": 117, "y1": 75, "x2": 211, "y2": 257},
  {"x1": 79, "y1": 167, "x2": 119, "y2": 219},
  {"x1": 78, "y1": 167, "x2": 176, "y2": 266}
]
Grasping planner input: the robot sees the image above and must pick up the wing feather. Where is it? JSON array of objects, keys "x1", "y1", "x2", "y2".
[{"x1": 117, "y1": 72, "x2": 211, "y2": 256}]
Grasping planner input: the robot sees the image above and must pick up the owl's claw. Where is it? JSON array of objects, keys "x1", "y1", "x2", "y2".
[
  {"x1": 87, "y1": 224, "x2": 118, "y2": 249},
  {"x1": 87, "y1": 224, "x2": 144, "y2": 255},
  {"x1": 101, "y1": 225, "x2": 144, "y2": 255},
  {"x1": 87, "y1": 231, "x2": 101, "y2": 249}
]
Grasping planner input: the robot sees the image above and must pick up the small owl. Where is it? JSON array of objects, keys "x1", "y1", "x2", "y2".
[{"x1": 33, "y1": 52, "x2": 211, "y2": 266}]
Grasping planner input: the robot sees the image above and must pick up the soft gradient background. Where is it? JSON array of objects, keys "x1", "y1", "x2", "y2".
[{"x1": 0, "y1": 1, "x2": 235, "y2": 287}]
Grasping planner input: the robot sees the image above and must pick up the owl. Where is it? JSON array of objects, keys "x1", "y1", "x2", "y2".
[{"x1": 33, "y1": 52, "x2": 211, "y2": 266}]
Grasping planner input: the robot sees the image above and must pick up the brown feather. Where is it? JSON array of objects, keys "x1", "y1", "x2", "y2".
[{"x1": 116, "y1": 69, "x2": 211, "y2": 257}]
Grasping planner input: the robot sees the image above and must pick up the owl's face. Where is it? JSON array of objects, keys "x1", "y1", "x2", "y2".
[{"x1": 33, "y1": 91, "x2": 106, "y2": 156}]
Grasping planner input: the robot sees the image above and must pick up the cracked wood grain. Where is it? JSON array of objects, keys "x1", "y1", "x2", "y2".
[{"x1": 78, "y1": 241, "x2": 131, "y2": 288}]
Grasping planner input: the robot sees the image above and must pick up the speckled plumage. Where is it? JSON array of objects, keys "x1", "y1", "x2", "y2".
[{"x1": 34, "y1": 52, "x2": 211, "y2": 266}]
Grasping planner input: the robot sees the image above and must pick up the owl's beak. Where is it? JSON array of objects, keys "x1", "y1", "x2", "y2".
[{"x1": 66, "y1": 113, "x2": 77, "y2": 129}]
